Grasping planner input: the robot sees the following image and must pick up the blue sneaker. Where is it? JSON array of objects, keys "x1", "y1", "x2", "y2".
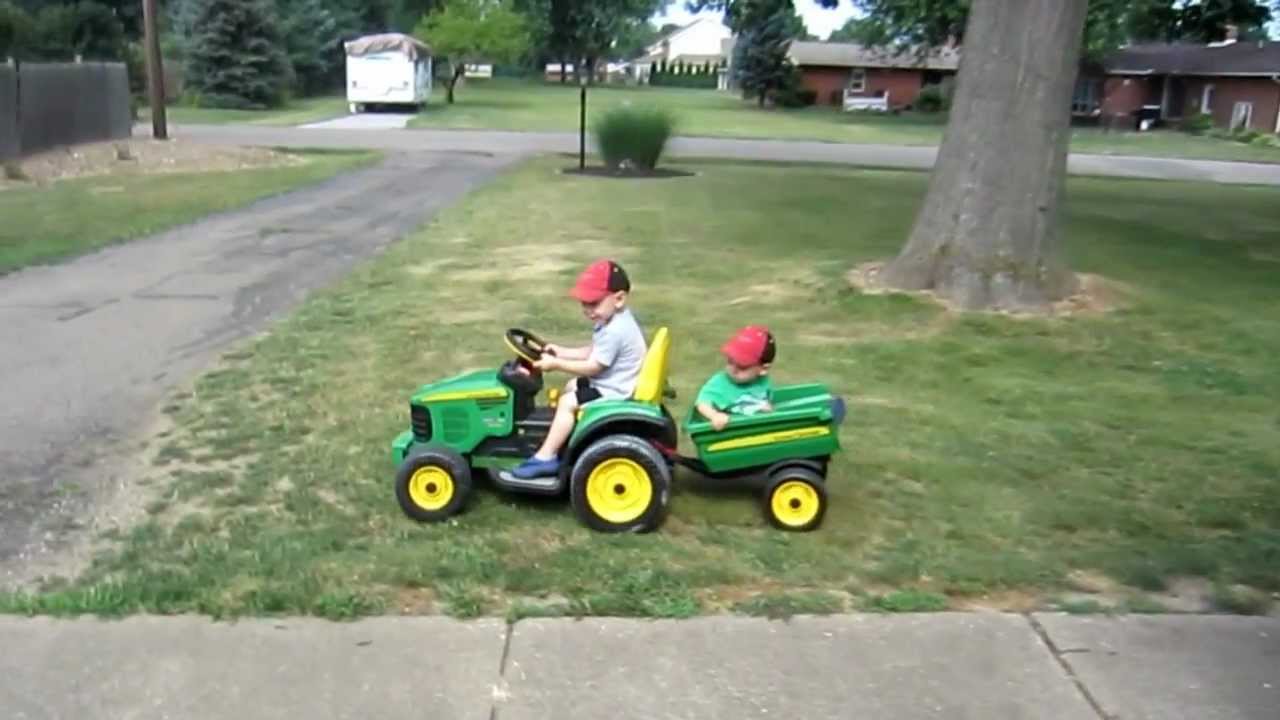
[{"x1": 511, "y1": 456, "x2": 560, "y2": 479}]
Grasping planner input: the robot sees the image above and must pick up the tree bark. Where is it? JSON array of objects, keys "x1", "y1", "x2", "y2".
[
  {"x1": 877, "y1": 0, "x2": 1088, "y2": 312},
  {"x1": 447, "y1": 66, "x2": 464, "y2": 104}
]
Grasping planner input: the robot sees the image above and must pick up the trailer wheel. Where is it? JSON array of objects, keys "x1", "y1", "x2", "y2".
[{"x1": 762, "y1": 467, "x2": 827, "y2": 532}]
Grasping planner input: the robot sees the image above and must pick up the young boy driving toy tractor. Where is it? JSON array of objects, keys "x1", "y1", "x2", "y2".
[
  {"x1": 504, "y1": 260, "x2": 647, "y2": 482},
  {"x1": 390, "y1": 261, "x2": 846, "y2": 534}
]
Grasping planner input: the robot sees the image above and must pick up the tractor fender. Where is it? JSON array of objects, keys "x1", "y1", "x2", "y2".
[
  {"x1": 566, "y1": 411, "x2": 677, "y2": 466},
  {"x1": 762, "y1": 456, "x2": 829, "y2": 481}
]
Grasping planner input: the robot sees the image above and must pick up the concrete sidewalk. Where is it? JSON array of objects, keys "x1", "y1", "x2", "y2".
[
  {"x1": 1, "y1": 613, "x2": 1275, "y2": 719},
  {"x1": 143, "y1": 123, "x2": 1280, "y2": 187}
]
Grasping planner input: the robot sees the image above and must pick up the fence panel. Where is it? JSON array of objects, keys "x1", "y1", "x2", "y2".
[
  {"x1": 0, "y1": 64, "x2": 17, "y2": 161},
  {"x1": 13, "y1": 62, "x2": 131, "y2": 158}
]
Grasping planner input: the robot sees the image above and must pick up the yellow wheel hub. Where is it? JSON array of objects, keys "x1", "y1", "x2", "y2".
[
  {"x1": 585, "y1": 458, "x2": 653, "y2": 524},
  {"x1": 407, "y1": 466, "x2": 454, "y2": 511},
  {"x1": 771, "y1": 480, "x2": 821, "y2": 528}
]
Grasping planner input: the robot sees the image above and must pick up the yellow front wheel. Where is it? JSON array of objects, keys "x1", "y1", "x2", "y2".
[
  {"x1": 395, "y1": 446, "x2": 472, "y2": 522},
  {"x1": 763, "y1": 469, "x2": 827, "y2": 532},
  {"x1": 571, "y1": 435, "x2": 671, "y2": 533}
]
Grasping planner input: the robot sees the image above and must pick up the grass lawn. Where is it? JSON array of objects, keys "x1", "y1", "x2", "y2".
[
  {"x1": 406, "y1": 79, "x2": 1280, "y2": 164},
  {"x1": 0, "y1": 149, "x2": 379, "y2": 274},
  {"x1": 141, "y1": 96, "x2": 349, "y2": 126},
  {"x1": 3, "y1": 158, "x2": 1277, "y2": 619}
]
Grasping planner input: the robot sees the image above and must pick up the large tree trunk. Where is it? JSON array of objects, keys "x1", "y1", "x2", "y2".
[
  {"x1": 877, "y1": 0, "x2": 1088, "y2": 312},
  {"x1": 447, "y1": 66, "x2": 464, "y2": 104}
]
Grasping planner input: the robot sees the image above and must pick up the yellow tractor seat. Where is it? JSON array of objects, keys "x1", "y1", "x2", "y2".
[{"x1": 632, "y1": 327, "x2": 671, "y2": 405}]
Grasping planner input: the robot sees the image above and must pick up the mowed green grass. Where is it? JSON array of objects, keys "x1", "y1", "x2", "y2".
[
  {"x1": 405, "y1": 79, "x2": 1280, "y2": 164},
  {"x1": 3, "y1": 158, "x2": 1277, "y2": 619},
  {"x1": 142, "y1": 96, "x2": 350, "y2": 127},
  {"x1": 0, "y1": 150, "x2": 379, "y2": 274}
]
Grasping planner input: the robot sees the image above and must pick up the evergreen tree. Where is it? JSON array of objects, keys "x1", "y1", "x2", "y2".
[
  {"x1": 735, "y1": 6, "x2": 794, "y2": 106},
  {"x1": 276, "y1": 0, "x2": 345, "y2": 95},
  {"x1": 185, "y1": 0, "x2": 292, "y2": 108}
]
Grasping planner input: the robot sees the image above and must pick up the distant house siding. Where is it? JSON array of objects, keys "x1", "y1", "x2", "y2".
[
  {"x1": 798, "y1": 66, "x2": 850, "y2": 105},
  {"x1": 1103, "y1": 75, "x2": 1280, "y2": 132},
  {"x1": 1100, "y1": 76, "x2": 1152, "y2": 120},
  {"x1": 798, "y1": 66, "x2": 934, "y2": 107},
  {"x1": 864, "y1": 69, "x2": 927, "y2": 108},
  {"x1": 1209, "y1": 78, "x2": 1280, "y2": 132}
]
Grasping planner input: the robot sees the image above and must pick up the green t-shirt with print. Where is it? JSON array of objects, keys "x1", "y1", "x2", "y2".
[{"x1": 695, "y1": 371, "x2": 773, "y2": 416}]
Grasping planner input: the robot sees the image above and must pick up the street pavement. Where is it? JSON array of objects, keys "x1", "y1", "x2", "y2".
[
  {"x1": 0, "y1": 613, "x2": 1275, "y2": 719},
  {"x1": 146, "y1": 122, "x2": 1280, "y2": 187}
]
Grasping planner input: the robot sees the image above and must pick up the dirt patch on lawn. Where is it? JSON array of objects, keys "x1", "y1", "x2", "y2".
[
  {"x1": 847, "y1": 261, "x2": 1128, "y2": 317},
  {"x1": 0, "y1": 139, "x2": 304, "y2": 189}
]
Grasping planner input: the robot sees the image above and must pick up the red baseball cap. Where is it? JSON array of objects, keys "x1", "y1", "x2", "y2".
[
  {"x1": 571, "y1": 259, "x2": 631, "y2": 303},
  {"x1": 722, "y1": 325, "x2": 776, "y2": 367}
]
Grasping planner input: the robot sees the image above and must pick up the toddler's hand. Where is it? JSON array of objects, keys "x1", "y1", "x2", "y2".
[
  {"x1": 533, "y1": 354, "x2": 559, "y2": 372},
  {"x1": 543, "y1": 343, "x2": 563, "y2": 357},
  {"x1": 710, "y1": 412, "x2": 731, "y2": 431}
]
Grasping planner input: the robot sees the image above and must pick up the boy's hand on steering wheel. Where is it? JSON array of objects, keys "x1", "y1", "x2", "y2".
[
  {"x1": 543, "y1": 343, "x2": 564, "y2": 357},
  {"x1": 533, "y1": 354, "x2": 560, "y2": 372}
]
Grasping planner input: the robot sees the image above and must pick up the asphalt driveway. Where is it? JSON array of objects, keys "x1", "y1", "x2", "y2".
[{"x1": 0, "y1": 150, "x2": 516, "y2": 588}]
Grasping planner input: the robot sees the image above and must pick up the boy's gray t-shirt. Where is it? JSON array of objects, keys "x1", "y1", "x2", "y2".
[{"x1": 589, "y1": 308, "x2": 647, "y2": 399}]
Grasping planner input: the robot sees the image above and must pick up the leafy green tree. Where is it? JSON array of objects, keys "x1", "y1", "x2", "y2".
[
  {"x1": 815, "y1": 0, "x2": 1272, "y2": 50},
  {"x1": 0, "y1": 1, "x2": 34, "y2": 58},
  {"x1": 20, "y1": 2, "x2": 126, "y2": 61},
  {"x1": 415, "y1": 0, "x2": 529, "y2": 103},
  {"x1": 185, "y1": 0, "x2": 293, "y2": 108},
  {"x1": 613, "y1": 16, "x2": 661, "y2": 60}
]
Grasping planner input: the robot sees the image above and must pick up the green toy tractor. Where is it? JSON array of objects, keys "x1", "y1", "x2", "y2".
[{"x1": 390, "y1": 327, "x2": 846, "y2": 533}]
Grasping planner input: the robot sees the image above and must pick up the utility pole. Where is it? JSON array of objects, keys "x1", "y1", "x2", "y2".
[{"x1": 141, "y1": 0, "x2": 167, "y2": 140}]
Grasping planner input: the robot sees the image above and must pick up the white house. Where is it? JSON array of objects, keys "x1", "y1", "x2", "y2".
[{"x1": 631, "y1": 17, "x2": 731, "y2": 82}]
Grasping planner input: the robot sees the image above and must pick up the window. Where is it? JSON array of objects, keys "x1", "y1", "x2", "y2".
[
  {"x1": 847, "y1": 69, "x2": 866, "y2": 92},
  {"x1": 1071, "y1": 78, "x2": 1101, "y2": 115},
  {"x1": 1201, "y1": 84, "x2": 1215, "y2": 115}
]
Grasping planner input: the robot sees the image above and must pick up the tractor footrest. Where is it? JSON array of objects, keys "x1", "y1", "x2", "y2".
[{"x1": 493, "y1": 469, "x2": 563, "y2": 495}]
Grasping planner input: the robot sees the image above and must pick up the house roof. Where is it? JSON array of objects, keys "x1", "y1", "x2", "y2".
[
  {"x1": 646, "y1": 17, "x2": 713, "y2": 54},
  {"x1": 1105, "y1": 40, "x2": 1280, "y2": 76},
  {"x1": 343, "y1": 33, "x2": 430, "y2": 60},
  {"x1": 786, "y1": 41, "x2": 960, "y2": 71}
]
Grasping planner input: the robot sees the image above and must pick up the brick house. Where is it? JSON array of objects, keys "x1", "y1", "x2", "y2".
[
  {"x1": 1075, "y1": 36, "x2": 1280, "y2": 133},
  {"x1": 785, "y1": 41, "x2": 960, "y2": 108}
]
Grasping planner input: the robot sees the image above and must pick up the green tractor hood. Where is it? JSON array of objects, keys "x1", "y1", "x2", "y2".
[{"x1": 410, "y1": 370, "x2": 510, "y2": 406}]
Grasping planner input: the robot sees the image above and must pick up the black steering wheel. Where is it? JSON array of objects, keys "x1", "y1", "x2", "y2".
[{"x1": 504, "y1": 328, "x2": 554, "y2": 364}]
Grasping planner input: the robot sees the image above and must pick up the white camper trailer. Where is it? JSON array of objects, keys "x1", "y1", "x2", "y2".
[{"x1": 343, "y1": 33, "x2": 432, "y2": 113}]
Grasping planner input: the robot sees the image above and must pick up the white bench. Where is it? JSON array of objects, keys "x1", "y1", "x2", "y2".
[{"x1": 843, "y1": 91, "x2": 889, "y2": 113}]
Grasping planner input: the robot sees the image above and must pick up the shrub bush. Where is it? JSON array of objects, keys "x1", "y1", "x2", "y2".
[
  {"x1": 1181, "y1": 113, "x2": 1214, "y2": 135},
  {"x1": 1234, "y1": 129, "x2": 1262, "y2": 144},
  {"x1": 594, "y1": 106, "x2": 674, "y2": 171},
  {"x1": 649, "y1": 61, "x2": 720, "y2": 89},
  {"x1": 915, "y1": 85, "x2": 947, "y2": 113},
  {"x1": 775, "y1": 86, "x2": 816, "y2": 108}
]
